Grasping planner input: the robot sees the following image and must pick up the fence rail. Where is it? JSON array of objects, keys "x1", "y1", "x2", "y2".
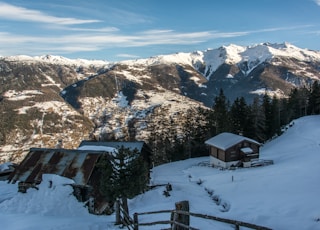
[
  {"x1": 133, "y1": 209, "x2": 272, "y2": 230},
  {"x1": 115, "y1": 199, "x2": 135, "y2": 230},
  {"x1": 116, "y1": 200, "x2": 272, "y2": 230}
]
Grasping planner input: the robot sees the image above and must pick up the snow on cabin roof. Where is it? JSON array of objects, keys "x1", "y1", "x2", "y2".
[
  {"x1": 205, "y1": 132, "x2": 261, "y2": 151},
  {"x1": 77, "y1": 145, "x2": 117, "y2": 153},
  {"x1": 241, "y1": 147, "x2": 254, "y2": 154},
  {"x1": 78, "y1": 141, "x2": 146, "y2": 152}
]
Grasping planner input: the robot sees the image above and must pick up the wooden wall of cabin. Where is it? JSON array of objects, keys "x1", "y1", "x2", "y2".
[
  {"x1": 210, "y1": 147, "x2": 226, "y2": 161},
  {"x1": 225, "y1": 140, "x2": 260, "y2": 162}
]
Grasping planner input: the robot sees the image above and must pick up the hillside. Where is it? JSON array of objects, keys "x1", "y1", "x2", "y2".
[
  {"x1": 0, "y1": 115, "x2": 319, "y2": 229},
  {"x1": 1, "y1": 42, "x2": 320, "y2": 163}
]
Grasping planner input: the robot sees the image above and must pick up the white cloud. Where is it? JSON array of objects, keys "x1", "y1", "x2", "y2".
[
  {"x1": 315, "y1": 0, "x2": 320, "y2": 6},
  {"x1": 0, "y1": 2, "x2": 100, "y2": 25},
  {"x1": 116, "y1": 54, "x2": 140, "y2": 59},
  {"x1": 0, "y1": 24, "x2": 313, "y2": 58},
  {"x1": 0, "y1": 29, "x2": 236, "y2": 57},
  {"x1": 105, "y1": 7, "x2": 153, "y2": 25}
]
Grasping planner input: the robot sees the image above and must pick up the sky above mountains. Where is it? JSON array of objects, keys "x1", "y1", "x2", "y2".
[{"x1": 1, "y1": 0, "x2": 320, "y2": 61}]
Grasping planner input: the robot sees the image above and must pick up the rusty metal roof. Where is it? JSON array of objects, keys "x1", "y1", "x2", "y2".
[{"x1": 8, "y1": 148, "x2": 109, "y2": 185}]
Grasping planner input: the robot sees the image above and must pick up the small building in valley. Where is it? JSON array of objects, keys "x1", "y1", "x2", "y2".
[{"x1": 205, "y1": 132, "x2": 261, "y2": 168}]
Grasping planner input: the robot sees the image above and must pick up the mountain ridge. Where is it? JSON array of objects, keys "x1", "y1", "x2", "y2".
[{"x1": 1, "y1": 42, "x2": 320, "y2": 164}]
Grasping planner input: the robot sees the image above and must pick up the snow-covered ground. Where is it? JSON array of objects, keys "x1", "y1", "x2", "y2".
[{"x1": 1, "y1": 115, "x2": 320, "y2": 229}]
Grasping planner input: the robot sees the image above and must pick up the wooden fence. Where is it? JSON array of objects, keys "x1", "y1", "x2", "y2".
[
  {"x1": 115, "y1": 199, "x2": 135, "y2": 230},
  {"x1": 116, "y1": 200, "x2": 272, "y2": 230},
  {"x1": 133, "y1": 210, "x2": 272, "y2": 230}
]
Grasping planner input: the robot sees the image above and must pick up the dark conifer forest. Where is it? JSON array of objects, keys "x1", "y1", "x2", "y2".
[{"x1": 147, "y1": 81, "x2": 320, "y2": 165}]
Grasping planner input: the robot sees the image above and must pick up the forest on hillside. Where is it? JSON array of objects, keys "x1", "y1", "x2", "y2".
[{"x1": 145, "y1": 81, "x2": 320, "y2": 165}]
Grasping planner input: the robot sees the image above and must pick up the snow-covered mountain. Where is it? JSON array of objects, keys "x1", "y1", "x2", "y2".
[
  {"x1": 117, "y1": 42, "x2": 320, "y2": 105},
  {"x1": 0, "y1": 115, "x2": 319, "y2": 229},
  {"x1": 123, "y1": 42, "x2": 320, "y2": 75},
  {"x1": 0, "y1": 42, "x2": 320, "y2": 163}
]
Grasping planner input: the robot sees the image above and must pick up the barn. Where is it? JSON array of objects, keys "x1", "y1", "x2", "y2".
[
  {"x1": 205, "y1": 132, "x2": 261, "y2": 168},
  {"x1": 8, "y1": 141, "x2": 152, "y2": 214}
]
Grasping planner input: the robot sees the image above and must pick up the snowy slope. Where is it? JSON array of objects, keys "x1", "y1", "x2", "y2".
[
  {"x1": 131, "y1": 115, "x2": 320, "y2": 229},
  {"x1": 0, "y1": 115, "x2": 320, "y2": 229}
]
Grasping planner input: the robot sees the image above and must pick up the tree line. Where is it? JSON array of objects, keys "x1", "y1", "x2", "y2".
[
  {"x1": 147, "y1": 81, "x2": 320, "y2": 165},
  {"x1": 212, "y1": 81, "x2": 320, "y2": 143}
]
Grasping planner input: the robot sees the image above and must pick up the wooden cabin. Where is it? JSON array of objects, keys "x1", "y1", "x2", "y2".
[{"x1": 205, "y1": 132, "x2": 261, "y2": 168}]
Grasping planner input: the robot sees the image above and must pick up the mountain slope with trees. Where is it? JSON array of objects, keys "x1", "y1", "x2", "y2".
[{"x1": 0, "y1": 43, "x2": 320, "y2": 165}]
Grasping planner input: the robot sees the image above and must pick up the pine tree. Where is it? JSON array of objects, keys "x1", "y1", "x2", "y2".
[
  {"x1": 229, "y1": 97, "x2": 248, "y2": 135},
  {"x1": 252, "y1": 96, "x2": 267, "y2": 142},
  {"x1": 212, "y1": 89, "x2": 230, "y2": 134},
  {"x1": 288, "y1": 87, "x2": 309, "y2": 120},
  {"x1": 279, "y1": 97, "x2": 290, "y2": 127},
  {"x1": 242, "y1": 103, "x2": 257, "y2": 139},
  {"x1": 97, "y1": 147, "x2": 149, "y2": 215},
  {"x1": 181, "y1": 107, "x2": 211, "y2": 158},
  {"x1": 262, "y1": 93, "x2": 274, "y2": 140},
  {"x1": 271, "y1": 95, "x2": 281, "y2": 136},
  {"x1": 308, "y1": 81, "x2": 320, "y2": 114}
]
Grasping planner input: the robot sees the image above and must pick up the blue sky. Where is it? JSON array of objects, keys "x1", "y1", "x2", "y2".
[{"x1": 0, "y1": 0, "x2": 320, "y2": 61}]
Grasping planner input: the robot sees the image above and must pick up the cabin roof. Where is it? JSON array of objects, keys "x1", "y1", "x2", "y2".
[
  {"x1": 205, "y1": 132, "x2": 261, "y2": 151},
  {"x1": 78, "y1": 141, "x2": 147, "y2": 152},
  {"x1": 8, "y1": 148, "x2": 110, "y2": 185}
]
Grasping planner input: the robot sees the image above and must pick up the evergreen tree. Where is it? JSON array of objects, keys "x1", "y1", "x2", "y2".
[
  {"x1": 212, "y1": 89, "x2": 230, "y2": 134},
  {"x1": 279, "y1": 97, "x2": 290, "y2": 127},
  {"x1": 260, "y1": 93, "x2": 272, "y2": 140},
  {"x1": 271, "y1": 95, "x2": 281, "y2": 136},
  {"x1": 182, "y1": 107, "x2": 211, "y2": 158},
  {"x1": 242, "y1": 103, "x2": 257, "y2": 139},
  {"x1": 98, "y1": 147, "x2": 149, "y2": 215},
  {"x1": 288, "y1": 87, "x2": 309, "y2": 120},
  {"x1": 261, "y1": 93, "x2": 281, "y2": 140},
  {"x1": 252, "y1": 96, "x2": 267, "y2": 142},
  {"x1": 288, "y1": 88, "x2": 300, "y2": 119},
  {"x1": 308, "y1": 81, "x2": 320, "y2": 114},
  {"x1": 229, "y1": 97, "x2": 248, "y2": 135}
]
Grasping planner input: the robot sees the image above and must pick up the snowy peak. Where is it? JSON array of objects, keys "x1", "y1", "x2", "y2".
[
  {"x1": 2, "y1": 42, "x2": 319, "y2": 71},
  {"x1": 203, "y1": 42, "x2": 320, "y2": 73},
  {"x1": 2, "y1": 54, "x2": 110, "y2": 67},
  {"x1": 120, "y1": 42, "x2": 320, "y2": 78}
]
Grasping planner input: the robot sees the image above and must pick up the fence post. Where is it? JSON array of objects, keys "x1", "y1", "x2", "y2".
[
  {"x1": 115, "y1": 199, "x2": 121, "y2": 225},
  {"x1": 133, "y1": 213, "x2": 139, "y2": 230},
  {"x1": 172, "y1": 200, "x2": 190, "y2": 230}
]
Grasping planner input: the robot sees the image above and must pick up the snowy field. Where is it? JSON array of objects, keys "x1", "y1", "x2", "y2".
[{"x1": 1, "y1": 115, "x2": 320, "y2": 229}]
